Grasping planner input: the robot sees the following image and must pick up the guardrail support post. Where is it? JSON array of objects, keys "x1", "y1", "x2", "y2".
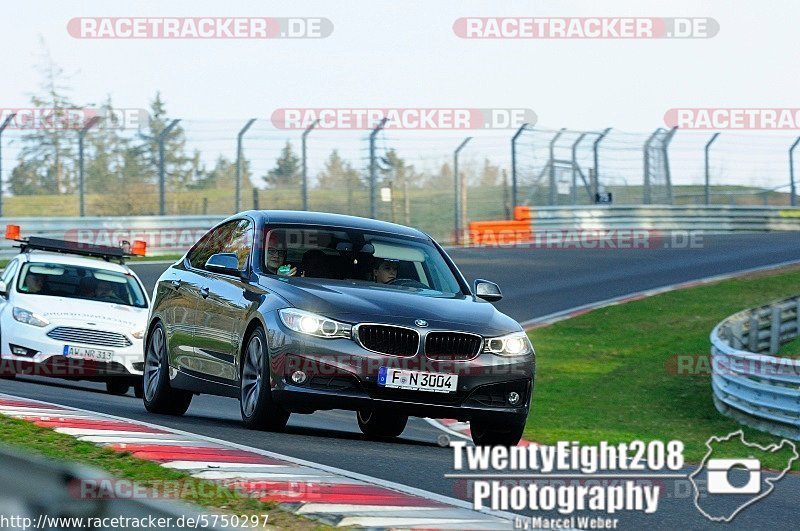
[
  {"x1": 548, "y1": 128, "x2": 566, "y2": 206},
  {"x1": 454, "y1": 137, "x2": 472, "y2": 244},
  {"x1": 592, "y1": 128, "x2": 612, "y2": 200},
  {"x1": 511, "y1": 123, "x2": 530, "y2": 210},
  {"x1": 0, "y1": 113, "x2": 16, "y2": 218},
  {"x1": 158, "y1": 119, "x2": 181, "y2": 216},
  {"x1": 769, "y1": 306, "x2": 782, "y2": 355},
  {"x1": 643, "y1": 128, "x2": 662, "y2": 204},
  {"x1": 790, "y1": 137, "x2": 800, "y2": 207},
  {"x1": 235, "y1": 118, "x2": 256, "y2": 213},
  {"x1": 78, "y1": 116, "x2": 101, "y2": 217},
  {"x1": 748, "y1": 312, "x2": 759, "y2": 352},
  {"x1": 704, "y1": 132, "x2": 721, "y2": 206}
]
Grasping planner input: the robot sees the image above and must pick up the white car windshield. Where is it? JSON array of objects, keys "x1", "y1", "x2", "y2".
[{"x1": 16, "y1": 263, "x2": 147, "y2": 308}]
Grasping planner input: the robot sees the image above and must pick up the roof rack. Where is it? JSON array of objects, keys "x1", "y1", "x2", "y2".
[{"x1": 4, "y1": 225, "x2": 146, "y2": 264}]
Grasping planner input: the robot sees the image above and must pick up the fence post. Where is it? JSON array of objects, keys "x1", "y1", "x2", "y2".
[
  {"x1": 454, "y1": 137, "x2": 472, "y2": 244},
  {"x1": 158, "y1": 119, "x2": 181, "y2": 216},
  {"x1": 548, "y1": 128, "x2": 566, "y2": 206},
  {"x1": 368, "y1": 117, "x2": 389, "y2": 219},
  {"x1": 510, "y1": 123, "x2": 530, "y2": 210},
  {"x1": 643, "y1": 128, "x2": 662, "y2": 204},
  {"x1": 704, "y1": 132, "x2": 720, "y2": 206},
  {"x1": 252, "y1": 188, "x2": 260, "y2": 210},
  {"x1": 571, "y1": 132, "x2": 589, "y2": 205},
  {"x1": 592, "y1": 128, "x2": 612, "y2": 200},
  {"x1": 662, "y1": 127, "x2": 678, "y2": 204},
  {"x1": 0, "y1": 113, "x2": 16, "y2": 218},
  {"x1": 790, "y1": 137, "x2": 800, "y2": 207},
  {"x1": 301, "y1": 119, "x2": 320, "y2": 211},
  {"x1": 77, "y1": 116, "x2": 101, "y2": 217},
  {"x1": 235, "y1": 118, "x2": 256, "y2": 213}
]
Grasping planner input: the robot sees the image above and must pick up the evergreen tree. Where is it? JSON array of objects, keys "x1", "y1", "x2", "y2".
[{"x1": 263, "y1": 141, "x2": 300, "y2": 188}]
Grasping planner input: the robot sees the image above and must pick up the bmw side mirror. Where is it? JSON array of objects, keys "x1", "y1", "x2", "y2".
[
  {"x1": 205, "y1": 253, "x2": 242, "y2": 277},
  {"x1": 474, "y1": 279, "x2": 502, "y2": 302}
]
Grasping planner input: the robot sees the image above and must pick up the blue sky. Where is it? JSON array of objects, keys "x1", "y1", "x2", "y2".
[{"x1": 2, "y1": 0, "x2": 798, "y2": 188}]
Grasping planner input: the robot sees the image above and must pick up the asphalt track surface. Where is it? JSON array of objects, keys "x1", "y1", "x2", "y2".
[{"x1": 3, "y1": 232, "x2": 800, "y2": 529}]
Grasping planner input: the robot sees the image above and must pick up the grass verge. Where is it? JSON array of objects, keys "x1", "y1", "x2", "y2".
[
  {"x1": 0, "y1": 415, "x2": 331, "y2": 530},
  {"x1": 524, "y1": 265, "x2": 800, "y2": 470}
]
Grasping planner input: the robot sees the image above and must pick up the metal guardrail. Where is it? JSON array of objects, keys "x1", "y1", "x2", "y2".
[
  {"x1": 1, "y1": 205, "x2": 799, "y2": 259},
  {"x1": 710, "y1": 295, "x2": 800, "y2": 441},
  {"x1": 0, "y1": 444, "x2": 230, "y2": 530},
  {"x1": 525, "y1": 205, "x2": 800, "y2": 232}
]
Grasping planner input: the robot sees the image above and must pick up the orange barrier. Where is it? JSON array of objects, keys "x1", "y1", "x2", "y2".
[{"x1": 466, "y1": 219, "x2": 532, "y2": 246}]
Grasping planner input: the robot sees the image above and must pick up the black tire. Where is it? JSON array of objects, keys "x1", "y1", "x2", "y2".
[
  {"x1": 106, "y1": 379, "x2": 130, "y2": 396},
  {"x1": 357, "y1": 409, "x2": 408, "y2": 439},
  {"x1": 132, "y1": 380, "x2": 144, "y2": 399},
  {"x1": 142, "y1": 322, "x2": 192, "y2": 416},
  {"x1": 240, "y1": 326, "x2": 290, "y2": 431},
  {"x1": 470, "y1": 416, "x2": 526, "y2": 447}
]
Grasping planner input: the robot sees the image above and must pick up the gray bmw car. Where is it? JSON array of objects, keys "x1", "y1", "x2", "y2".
[{"x1": 143, "y1": 211, "x2": 535, "y2": 446}]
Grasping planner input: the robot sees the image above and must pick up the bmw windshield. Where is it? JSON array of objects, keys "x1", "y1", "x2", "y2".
[{"x1": 264, "y1": 226, "x2": 464, "y2": 297}]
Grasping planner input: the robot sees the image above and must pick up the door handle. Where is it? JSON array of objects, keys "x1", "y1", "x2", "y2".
[
  {"x1": 171, "y1": 279, "x2": 182, "y2": 290},
  {"x1": 200, "y1": 286, "x2": 210, "y2": 299}
]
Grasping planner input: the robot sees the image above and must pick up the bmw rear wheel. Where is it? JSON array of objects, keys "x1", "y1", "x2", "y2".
[{"x1": 357, "y1": 409, "x2": 408, "y2": 439}]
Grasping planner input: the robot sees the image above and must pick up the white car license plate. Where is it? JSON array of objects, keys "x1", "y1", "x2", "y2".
[
  {"x1": 63, "y1": 345, "x2": 114, "y2": 361},
  {"x1": 378, "y1": 367, "x2": 458, "y2": 393}
]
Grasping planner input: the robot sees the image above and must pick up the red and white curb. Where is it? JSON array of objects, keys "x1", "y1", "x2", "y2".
[{"x1": 0, "y1": 394, "x2": 517, "y2": 530}]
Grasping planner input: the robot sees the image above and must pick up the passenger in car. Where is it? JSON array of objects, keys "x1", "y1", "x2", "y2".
[
  {"x1": 372, "y1": 258, "x2": 399, "y2": 284},
  {"x1": 23, "y1": 272, "x2": 45, "y2": 294},
  {"x1": 301, "y1": 249, "x2": 328, "y2": 278}
]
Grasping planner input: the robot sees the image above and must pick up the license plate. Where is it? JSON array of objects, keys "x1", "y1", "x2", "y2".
[
  {"x1": 63, "y1": 345, "x2": 114, "y2": 361},
  {"x1": 378, "y1": 367, "x2": 458, "y2": 393}
]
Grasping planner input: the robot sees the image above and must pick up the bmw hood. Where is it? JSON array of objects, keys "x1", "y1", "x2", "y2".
[{"x1": 262, "y1": 277, "x2": 520, "y2": 336}]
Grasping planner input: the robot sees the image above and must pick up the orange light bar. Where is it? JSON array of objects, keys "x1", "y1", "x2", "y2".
[
  {"x1": 5, "y1": 224, "x2": 20, "y2": 240},
  {"x1": 131, "y1": 240, "x2": 147, "y2": 257}
]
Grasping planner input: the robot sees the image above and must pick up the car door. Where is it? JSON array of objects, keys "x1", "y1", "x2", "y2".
[
  {"x1": 167, "y1": 224, "x2": 227, "y2": 375},
  {"x1": 192, "y1": 218, "x2": 254, "y2": 382}
]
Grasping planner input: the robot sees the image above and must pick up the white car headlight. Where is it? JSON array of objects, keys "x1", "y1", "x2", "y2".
[
  {"x1": 484, "y1": 331, "x2": 534, "y2": 357},
  {"x1": 12, "y1": 307, "x2": 50, "y2": 327},
  {"x1": 278, "y1": 308, "x2": 351, "y2": 339}
]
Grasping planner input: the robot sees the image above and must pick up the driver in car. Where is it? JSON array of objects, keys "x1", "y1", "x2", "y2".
[{"x1": 373, "y1": 258, "x2": 399, "y2": 284}]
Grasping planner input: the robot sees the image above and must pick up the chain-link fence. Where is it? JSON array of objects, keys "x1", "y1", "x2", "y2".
[{"x1": 1, "y1": 115, "x2": 800, "y2": 243}]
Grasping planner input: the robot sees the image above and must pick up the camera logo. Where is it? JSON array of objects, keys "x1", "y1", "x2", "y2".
[
  {"x1": 706, "y1": 458, "x2": 761, "y2": 494},
  {"x1": 690, "y1": 431, "x2": 797, "y2": 522}
]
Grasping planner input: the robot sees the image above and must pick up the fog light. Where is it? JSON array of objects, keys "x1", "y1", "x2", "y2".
[
  {"x1": 291, "y1": 371, "x2": 307, "y2": 384},
  {"x1": 507, "y1": 391, "x2": 521, "y2": 405}
]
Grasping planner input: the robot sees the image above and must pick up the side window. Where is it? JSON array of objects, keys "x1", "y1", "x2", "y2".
[
  {"x1": 187, "y1": 219, "x2": 253, "y2": 271},
  {"x1": 220, "y1": 219, "x2": 254, "y2": 270},
  {"x1": 1, "y1": 260, "x2": 19, "y2": 286}
]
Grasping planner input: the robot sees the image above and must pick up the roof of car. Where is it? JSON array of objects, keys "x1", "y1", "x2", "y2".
[
  {"x1": 17, "y1": 251, "x2": 135, "y2": 274},
  {"x1": 238, "y1": 210, "x2": 430, "y2": 239}
]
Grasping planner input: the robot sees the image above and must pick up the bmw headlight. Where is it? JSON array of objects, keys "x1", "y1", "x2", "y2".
[
  {"x1": 278, "y1": 308, "x2": 352, "y2": 339},
  {"x1": 12, "y1": 307, "x2": 50, "y2": 327},
  {"x1": 484, "y1": 331, "x2": 533, "y2": 357}
]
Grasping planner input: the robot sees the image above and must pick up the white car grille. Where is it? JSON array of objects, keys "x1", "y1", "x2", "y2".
[{"x1": 47, "y1": 327, "x2": 132, "y2": 348}]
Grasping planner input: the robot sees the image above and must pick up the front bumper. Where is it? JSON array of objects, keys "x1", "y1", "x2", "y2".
[
  {"x1": 1, "y1": 329, "x2": 143, "y2": 381},
  {"x1": 266, "y1": 315, "x2": 535, "y2": 422}
]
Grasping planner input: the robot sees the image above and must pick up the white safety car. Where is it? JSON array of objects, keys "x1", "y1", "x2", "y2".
[{"x1": 0, "y1": 226, "x2": 150, "y2": 396}]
